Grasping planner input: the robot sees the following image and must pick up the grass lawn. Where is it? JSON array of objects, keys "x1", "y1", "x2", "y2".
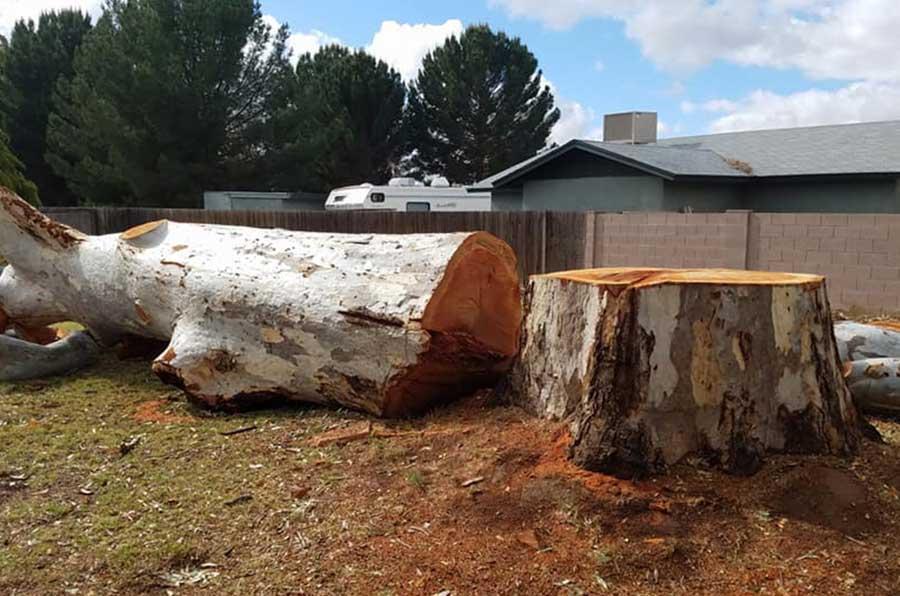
[{"x1": 2, "y1": 354, "x2": 900, "y2": 594}]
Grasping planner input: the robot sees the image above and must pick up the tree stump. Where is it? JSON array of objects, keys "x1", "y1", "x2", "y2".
[
  {"x1": 0, "y1": 187, "x2": 521, "y2": 416},
  {"x1": 508, "y1": 267, "x2": 861, "y2": 476}
]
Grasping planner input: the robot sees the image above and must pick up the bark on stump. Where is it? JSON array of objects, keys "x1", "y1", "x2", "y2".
[
  {"x1": 508, "y1": 267, "x2": 861, "y2": 476},
  {"x1": 0, "y1": 188, "x2": 521, "y2": 416}
]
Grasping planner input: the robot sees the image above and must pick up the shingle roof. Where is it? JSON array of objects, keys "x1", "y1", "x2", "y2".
[
  {"x1": 581, "y1": 141, "x2": 748, "y2": 177},
  {"x1": 657, "y1": 120, "x2": 900, "y2": 177},
  {"x1": 473, "y1": 120, "x2": 900, "y2": 189}
]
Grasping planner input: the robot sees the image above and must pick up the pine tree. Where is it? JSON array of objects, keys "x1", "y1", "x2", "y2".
[
  {"x1": 0, "y1": 35, "x2": 39, "y2": 205},
  {"x1": 4, "y1": 10, "x2": 92, "y2": 205},
  {"x1": 404, "y1": 25, "x2": 560, "y2": 184},
  {"x1": 0, "y1": 129, "x2": 38, "y2": 206},
  {"x1": 46, "y1": 0, "x2": 291, "y2": 207},
  {"x1": 264, "y1": 46, "x2": 406, "y2": 192}
]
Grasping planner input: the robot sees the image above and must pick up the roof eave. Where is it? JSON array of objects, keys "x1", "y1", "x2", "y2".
[{"x1": 483, "y1": 140, "x2": 684, "y2": 189}]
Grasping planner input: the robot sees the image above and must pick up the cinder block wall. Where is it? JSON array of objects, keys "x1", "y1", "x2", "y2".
[
  {"x1": 599, "y1": 212, "x2": 747, "y2": 270},
  {"x1": 749, "y1": 213, "x2": 900, "y2": 312},
  {"x1": 595, "y1": 212, "x2": 900, "y2": 312}
]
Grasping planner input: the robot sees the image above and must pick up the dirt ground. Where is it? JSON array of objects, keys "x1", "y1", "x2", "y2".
[{"x1": 1, "y1": 354, "x2": 900, "y2": 595}]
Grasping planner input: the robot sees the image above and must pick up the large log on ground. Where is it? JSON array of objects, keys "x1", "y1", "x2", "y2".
[
  {"x1": 843, "y1": 358, "x2": 900, "y2": 415},
  {"x1": 834, "y1": 322, "x2": 900, "y2": 361},
  {"x1": 834, "y1": 322, "x2": 900, "y2": 414},
  {"x1": 0, "y1": 188, "x2": 521, "y2": 416},
  {"x1": 507, "y1": 267, "x2": 861, "y2": 476},
  {"x1": 0, "y1": 332, "x2": 99, "y2": 381}
]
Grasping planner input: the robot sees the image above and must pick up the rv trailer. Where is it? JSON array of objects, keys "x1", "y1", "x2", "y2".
[{"x1": 325, "y1": 177, "x2": 491, "y2": 212}]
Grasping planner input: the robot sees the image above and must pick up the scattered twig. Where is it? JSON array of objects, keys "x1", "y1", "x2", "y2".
[
  {"x1": 461, "y1": 476, "x2": 484, "y2": 488},
  {"x1": 220, "y1": 425, "x2": 257, "y2": 436},
  {"x1": 225, "y1": 494, "x2": 253, "y2": 506}
]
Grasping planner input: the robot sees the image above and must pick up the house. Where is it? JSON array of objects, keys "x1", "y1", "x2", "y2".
[{"x1": 472, "y1": 113, "x2": 900, "y2": 213}]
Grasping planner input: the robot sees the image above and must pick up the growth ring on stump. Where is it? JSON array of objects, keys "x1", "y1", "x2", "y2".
[{"x1": 509, "y1": 267, "x2": 861, "y2": 476}]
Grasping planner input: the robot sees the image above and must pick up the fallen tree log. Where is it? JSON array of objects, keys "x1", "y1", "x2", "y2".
[
  {"x1": 507, "y1": 267, "x2": 861, "y2": 476},
  {"x1": 0, "y1": 188, "x2": 521, "y2": 416},
  {"x1": 0, "y1": 331, "x2": 99, "y2": 381},
  {"x1": 834, "y1": 322, "x2": 900, "y2": 361},
  {"x1": 843, "y1": 358, "x2": 900, "y2": 415}
]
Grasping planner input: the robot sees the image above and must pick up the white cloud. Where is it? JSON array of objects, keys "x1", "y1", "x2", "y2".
[
  {"x1": 491, "y1": 0, "x2": 900, "y2": 82},
  {"x1": 552, "y1": 100, "x2": 597, "y2": 144},
  {"x1": 261, "y1": 15, "x2": 342, "y2": 65},
  {"x1": 287, "y1": 29, "x2": 342, "y2": 59},
  {"x1": 706, "y1": 82, "x2": 900, "y2": 132},
  {"x1": 366, "y1": 19, "x2": 464, "y2": 80},
  {"x1": 0, "y1": 0, "x2": 100, "y2": 37},
  {"x1": 542, "y1": 77, "x2": 601, "y2": 144},
  {"x1": 495, "y1": 0, "x2": 900, "y2": 133}
]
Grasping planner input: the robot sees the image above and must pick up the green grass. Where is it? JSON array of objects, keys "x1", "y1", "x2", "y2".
[{"x1": 0, "y1": 354, "x2": 348, "y2": 594}]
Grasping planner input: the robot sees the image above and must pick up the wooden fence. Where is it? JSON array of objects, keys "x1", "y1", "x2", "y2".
[{"x1": 42, "y1": 208, "x2": 586, "y2": 278}]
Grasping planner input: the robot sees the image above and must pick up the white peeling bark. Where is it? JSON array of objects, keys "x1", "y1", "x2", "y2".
[
  {"x1": 507, "y1": 267, "x2": 861, "y2": 476},
  {"x1": 0, "y1": 188, "x2": 521, "y2": 416}
]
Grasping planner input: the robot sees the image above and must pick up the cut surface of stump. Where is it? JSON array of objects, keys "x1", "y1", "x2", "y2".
[
  {"x1": 0, "y1": 187, "x2": 521, "y2": 416},
  {"x1": 508, "y1": 267, "x2": 861, "y2": 476}
]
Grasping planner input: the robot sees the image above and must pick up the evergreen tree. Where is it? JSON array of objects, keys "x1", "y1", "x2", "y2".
[
  {"x1": 4, "y1": 10, "x2": 92, "y2": 205},
  {"x1": 0, "y1": 129, "x2": 39, "y2": 205},
  {"x1": 404, "y1": 25, "x2": 559, "y2": 184},
  {"x1": 291, "y1": 46, "x2": 405, "y2": 191},
  {"x1": 46, "y1": 0, "x2": 291, "y2": 207},
  {"x1": 0, "y1": 35, "x2": 39, "y2": 205}
]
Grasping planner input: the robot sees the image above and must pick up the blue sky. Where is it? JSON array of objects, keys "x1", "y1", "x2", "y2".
[
  {"x1": 256, "y1": 0, "x2": 900, "y2": 140},
  {"x1": 6, "y1": 0, "x2": 900, "y2": 140}
]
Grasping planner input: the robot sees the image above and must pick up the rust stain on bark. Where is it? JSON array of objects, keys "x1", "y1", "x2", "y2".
[{"x1": 0, "y1": 187, "x2": 85, "y2": 249}]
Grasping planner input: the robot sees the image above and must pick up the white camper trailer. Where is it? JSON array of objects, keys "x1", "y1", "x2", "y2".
[{"x1": 324, "y1": 177, "x2": 491, "y2": 212}]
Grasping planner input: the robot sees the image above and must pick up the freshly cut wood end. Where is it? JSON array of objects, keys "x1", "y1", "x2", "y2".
[
  {"x1": 385, "y1": 232, "x2": 522, "y2": 417},
  {"x1": 540, "y1": 267, "x2": 824, "y2": 294},
  {"x1": 121, "y1": 219, "x2": 167, "y2": 241},
  {"x1": 422, "y1": 231, "x2": 522, "y2": 355}
]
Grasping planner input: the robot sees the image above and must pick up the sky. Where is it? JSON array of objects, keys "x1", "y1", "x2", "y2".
[{"x1": 3, "y1": 0, "x2": 900, "y2": 142}]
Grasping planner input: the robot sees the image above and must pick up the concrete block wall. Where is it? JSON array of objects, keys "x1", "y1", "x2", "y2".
[
  {"x1": 598, "y1": 212, "x2": 748, "y2": 270},
  {"x1": 592, "y1": 212, "x2": 900, "y2": 313},
  {"x1": 749, "y1": 213, "x2": 900, "y2": 312}
]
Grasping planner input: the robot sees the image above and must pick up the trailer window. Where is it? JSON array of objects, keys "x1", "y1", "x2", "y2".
[
  {"x1": 332, "y1": 194, "x2": 346, "y2": 203},
  {"x1": 406, "y1": 202, "x2": 431, "y2": 212},
  {"x1": 370, "y1": 192, "x2": 385, "y2": 203}
]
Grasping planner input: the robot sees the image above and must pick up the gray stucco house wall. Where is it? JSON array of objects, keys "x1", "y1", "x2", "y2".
[{"x1": 745, "y1": 179, "x2": 900, "y2": 212}]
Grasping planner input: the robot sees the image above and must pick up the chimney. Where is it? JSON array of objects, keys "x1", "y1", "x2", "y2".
[{"x1": 603, "y1": 111, "x2": 657, "y2": 144}]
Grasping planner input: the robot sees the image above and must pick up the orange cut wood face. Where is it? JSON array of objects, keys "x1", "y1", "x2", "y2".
[
  {"x1": 384, "y1": 232, "x2": 523, "y2": 418},
  {"x1": 421, "y1": 231, "x2": 523, "y2": 357},
  {"x1": 539, "y1": 267, "x2": 824, "y2": 295}
]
